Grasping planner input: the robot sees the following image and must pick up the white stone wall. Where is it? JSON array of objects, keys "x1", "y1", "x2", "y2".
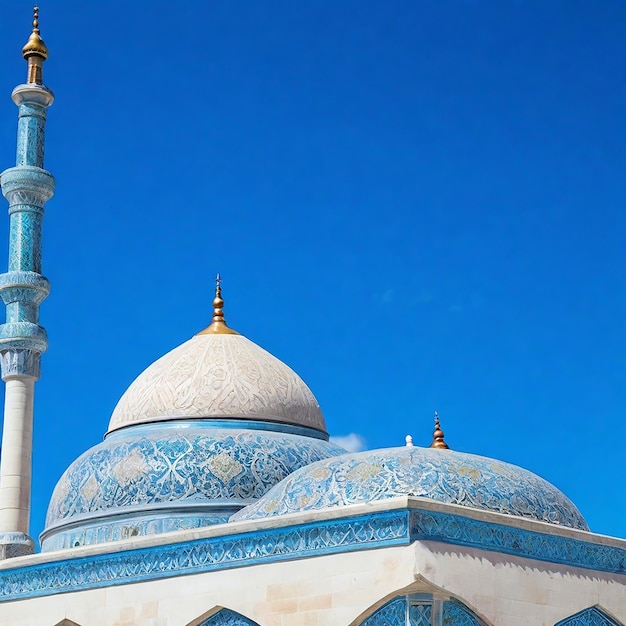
[{"x1": 413, "y1": 540, "x2": 626, "y2": 626}]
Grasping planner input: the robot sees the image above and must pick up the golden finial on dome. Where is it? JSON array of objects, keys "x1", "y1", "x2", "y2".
[
  {"x1": 430, "y1": 411, "x2": 450, "y2": 449},
  {"x1": 197, "y1": 274, "x2": 240, "y2": 335},
  {"x1": 22, "y1": 6, "x2": 49, "y2": 85}
]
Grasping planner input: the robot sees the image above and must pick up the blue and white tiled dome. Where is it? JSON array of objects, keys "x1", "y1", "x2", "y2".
[
  {"x1": 42, "y1": 289, "x2": 344, "y2": 551},
  {"x1": 41, "y1": 422, "x2": 344, "y2": 551},
  {"x1": 231, "y1": 446, "x2": 589, "y2": 531}
]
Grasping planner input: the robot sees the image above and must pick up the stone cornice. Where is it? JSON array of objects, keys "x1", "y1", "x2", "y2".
[{"x1": 0, "y1": 500, "x2": 625, "y2": 603}]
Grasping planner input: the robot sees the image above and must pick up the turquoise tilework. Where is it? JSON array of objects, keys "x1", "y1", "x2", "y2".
[
  {"x1": 42, "y1": 423, "x2": 344, "y2": 550},
  {"x1": 232, "y1": 446, "x2": 587, "y2": 530},
  {"x1": 556, "y1": 607, "x2": 623, "y2": 626},
  {"x1": 201, "y1": 609, "x2": 260, "y2": 626}
]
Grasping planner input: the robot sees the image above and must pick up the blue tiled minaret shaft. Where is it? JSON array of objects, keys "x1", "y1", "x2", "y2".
[{"x1": 0, "y1": 8, "x2": 54, "y2": 559}]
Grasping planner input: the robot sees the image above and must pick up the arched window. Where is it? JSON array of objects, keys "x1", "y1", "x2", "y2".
[
  {"x1": 198, "y1": 608, "x2": 260, "y2": 626},
  {"x1": 556, "y1": 607, "x2": 623, "y2": 626},
  {"x1": 361, "y1": 595, "x2": 484, "y2": 626}
]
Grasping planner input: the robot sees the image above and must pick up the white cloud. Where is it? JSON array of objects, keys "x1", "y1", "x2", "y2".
[{"x1": 330, "y1": 433, "x2": 367, "y2": 453}]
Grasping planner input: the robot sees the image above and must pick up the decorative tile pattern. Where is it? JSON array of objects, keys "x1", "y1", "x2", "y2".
[
  {"x1": 0, "y1": 349, "x2": 40, "y2": 379},
  {"x1": 3, "y1": 510, "x2": 409, "y2": 602},
  {"x1": 0, "y1": 271, "x2": 50, "y2": 304},
  {"x1": 409, "y1": 508, "x2": 625, "y2": 573},
  {"x1": 362, "y1": 597, "x2": 406, "y2": 625},
  {"x1": 0, "y1": 322, "x2": 48, "y2": 353},
  {"x1": 1, "y1": 166, "x2": 55, "y2": 207},
  {"x1": 108, "y1": 333, "x2": 326, "y2": 433},
  {"x1": 16, "y1": 102, "x2": 47, "y2": 168},
  {"x1": 9, "y1": 211, "x2": 43, "y2": 272},
  {"x1": 201, "y1": 609, "x2": 260, "y2": 626},
  {"x1": 1, "y1": 505, "x2": 626, "y2": 603},
  {"x1": 43, "y1": 425, "x2": 344, "y2": 549},
  {"x1": 41, "y1": 513, "x2": 233, "y2": 553},
  {"x1": 0, "y1": 84, "x2": 53, "y2": 556},
  {"x1": 0, "y1": 159, "x2": 54, "y2": 378},
  {"x1": 442, "y1": 600, "x2": 482, "y2": 626},
  {"x1": 232, "y1": 446, "x2": 588, "y2": 530},
  {"x1": 409, "y1": 603, "x2": 432, "y2": 626},
  {"x1": 555, "y1": 607, "x2": 623, "y2": 626},
  {"x1": 360, "y1": 596, "x2": 480, "y2": 626}
]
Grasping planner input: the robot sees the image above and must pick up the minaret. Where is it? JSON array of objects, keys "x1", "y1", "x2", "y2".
[{"x1": 0, "y1": 7, "x2": 54, "y2": 559}]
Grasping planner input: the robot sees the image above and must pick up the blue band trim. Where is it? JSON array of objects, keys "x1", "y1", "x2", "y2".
[
  {"x1": 105, "y1": 418, "x2": 329, "y2": 441},
  {"x1": 1, "y1": 505, "x2": 625, "y2": 603},
  {"x1": 409, "y1": 509, "x2": 626, "y2": 574},
  {"x1": 0, "y1": 510, "x2": 409, "y2": 602}
]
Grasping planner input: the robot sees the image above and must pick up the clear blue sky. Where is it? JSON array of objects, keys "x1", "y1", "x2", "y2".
[{"x1": 1, "y1": 1, "x2": 625, "y2": 543}]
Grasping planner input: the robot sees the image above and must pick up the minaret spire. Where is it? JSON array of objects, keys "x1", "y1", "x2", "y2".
[
  {"x1": 22, "y1": 6, "x2": 49, "y2": 85},
  {"x1": 0, "y1": 7, "x2": 55, "y2": 559}
]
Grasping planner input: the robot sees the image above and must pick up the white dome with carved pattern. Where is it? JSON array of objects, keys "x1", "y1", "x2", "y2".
[{"x1": 108, "y1": 332, "x2": 326, "y2": 434}]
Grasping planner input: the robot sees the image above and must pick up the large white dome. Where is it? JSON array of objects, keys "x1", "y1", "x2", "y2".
[
  {"x1": 108, "y1": 332, "x2": 326, "y2": 433},
  {"x1": 108, "y1": 282, "x2": 326, "y2": 434}
]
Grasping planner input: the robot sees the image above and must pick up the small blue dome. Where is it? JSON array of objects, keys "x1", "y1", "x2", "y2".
[
  {"x1": 231, "y1": 446, "x2": 588, "y2": 531},
  {"x1": 41, "y1": 422, "x2": 344, "y2": 551}
]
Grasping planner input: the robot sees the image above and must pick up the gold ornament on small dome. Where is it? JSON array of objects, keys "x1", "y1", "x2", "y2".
[
  {"x1": 430, "y1": 411, "x2": 450, "y2": 449},
  {"x1": 22, "y1": 6, "x2": 49, "y2": 85},
  {"x1": 197, "y1": 274, "x2": 239, "y2": 335}
]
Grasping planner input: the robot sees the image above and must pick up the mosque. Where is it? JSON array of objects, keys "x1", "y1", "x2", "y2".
[{"x1": 0, "y1": 9, "x2": 625, "y2": 626}]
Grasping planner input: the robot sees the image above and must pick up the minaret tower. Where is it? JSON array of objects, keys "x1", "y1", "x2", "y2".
[{"x1": 0, "y1": 7, "x2": 54, "y2": 559}]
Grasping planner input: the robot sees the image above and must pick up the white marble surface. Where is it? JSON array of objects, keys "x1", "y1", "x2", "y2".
[{"x1": 108, "y1": 333, "x2": 326, "y2": 433}]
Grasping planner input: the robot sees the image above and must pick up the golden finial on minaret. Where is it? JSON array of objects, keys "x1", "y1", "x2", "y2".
[
  {"x1": 197, "y1": 274, "x2": 240, "y2": 335},
  {"x1": 430, "y1": 411, "x2": 450, "y2": 449},
  {"x1": 22, "y1": 6, "x2": 49, "y2": 85}
]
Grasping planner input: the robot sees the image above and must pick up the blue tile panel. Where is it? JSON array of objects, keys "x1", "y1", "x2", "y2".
[
  {"x1": 16, "y1": 102, "x2": 47, "y2": 167},
  {"x1": 363, "y1": 597, "x2": 406, "y2": 625},
  {"x1": 3, "y1": 510, "x2": 409, "y2": 602},
  {"x1": 361, "y1": 596, "x2": 482, "y2": 626},
  {"x1": 231, "y1": 446, "x2": 588, "y2": 531},
  {"x1": 442, "y1": 601, "x2": 483, "y2": 626},
  {"x1": 0, "y1": 84, "x2": 55, "y2": 380},
  {"x1": 555, "y1": 607, "x2": 623, "y2": 626},
  {"x1": 2, "y1": 505, "x2": 626, "y2": 604},
  {"x1": 42, "y1": 423, "x2": 345, "y2": 550},
  {"x1": 201, "y1": 609, "x2": 260, "y2": 626},
  {"x1": 409, "y1": 603, "x2": 433, "y2": 626}
]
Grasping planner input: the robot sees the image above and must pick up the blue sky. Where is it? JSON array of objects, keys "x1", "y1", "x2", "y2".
[{"x1": 1, "y1": 1, "x2": 626, "y2": 543}]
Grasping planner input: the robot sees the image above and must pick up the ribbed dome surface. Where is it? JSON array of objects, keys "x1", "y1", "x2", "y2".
[
  {"x1": 231, "y1": 446, "x2": 588, "y2": 530},
  {"x1": 108, "y1": 333, "x2": 326, "y2": 434}
]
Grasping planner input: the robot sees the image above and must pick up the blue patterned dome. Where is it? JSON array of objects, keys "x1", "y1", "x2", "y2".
[
  {"x1": 41, "y1": 422, "x2": 344, "y2": 551},
  {"x1": 42, "y1": 291, "x2": 344, "y2": 551},
  {"x1": 231, "y1": 446, "x2": 588, "y2": 530}
]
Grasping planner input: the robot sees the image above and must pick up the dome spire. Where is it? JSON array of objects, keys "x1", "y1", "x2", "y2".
[
  {"x1": 197, "y1": 274, "x2": 239, "y2": 335},
  {"x1": 430, "y1": 411, "x2": 450, "y2": 449},
  {"x1": 22, "y1": 6, "x2": 49, "y2": 85}
]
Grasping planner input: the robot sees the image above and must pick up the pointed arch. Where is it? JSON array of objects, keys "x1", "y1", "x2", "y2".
[
  {"x1": 556, "y1": 607, "x2": 623, "y2": 626},
  {"x1": 197, "y1": 608, "x2": 261, "y2": 626},
  {"x1": 361, "y1": 596, "x2": 407, "y2": 625},
  {"x1": 359, "y1": 594, "x2": 485, "y2": 626}
]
